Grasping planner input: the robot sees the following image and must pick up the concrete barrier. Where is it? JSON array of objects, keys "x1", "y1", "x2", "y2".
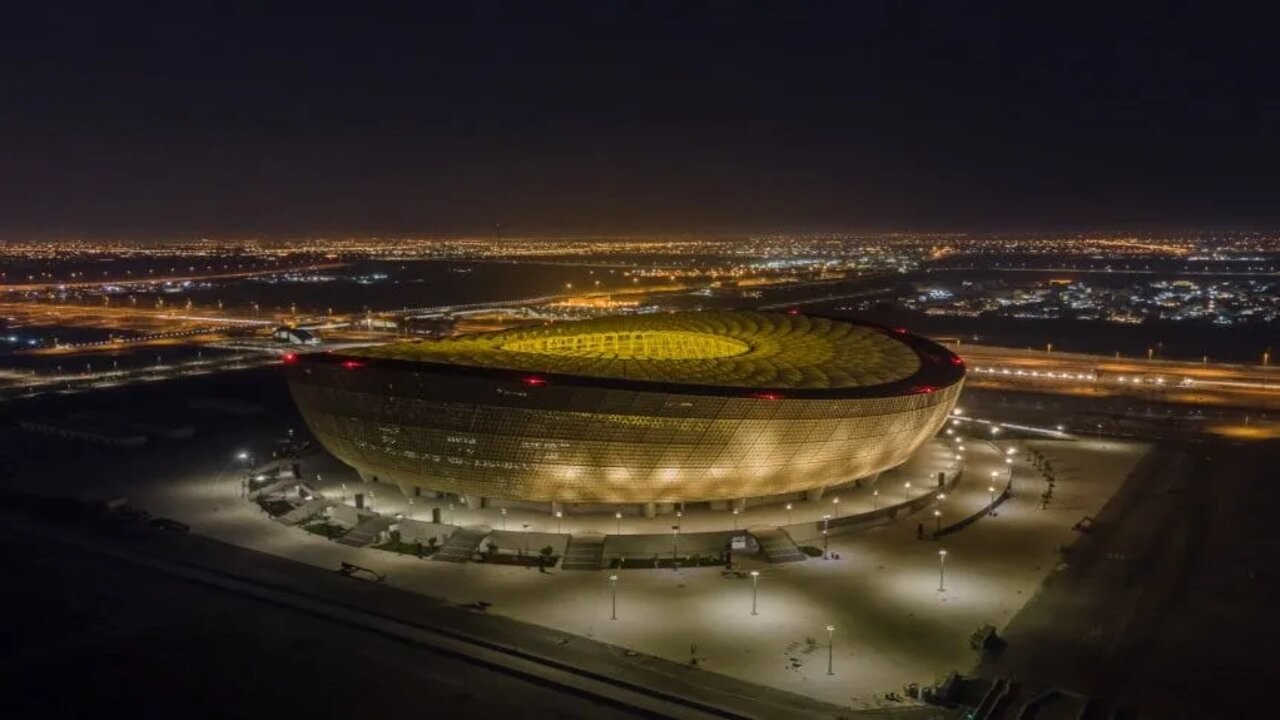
[
  {"x1": 486, "y1": 529, "x2": 568, "y2": 557},
  {"x1": 933, "y1": 479, "x2": 1012, "y2": 539},
  {"x1": 786, "y1": 467, "x2": 964, "y2": 542}
]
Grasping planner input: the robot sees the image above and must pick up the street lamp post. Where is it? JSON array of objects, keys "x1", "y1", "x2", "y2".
[
  {"x1": 672, "y1": 525, "x2": 680, "y2": 564},
  {"x1": 872, "y1": 489, "x2": 879, "y2": 510},
  {"x1": 822, "y1": 512, "x2": 832, "y2": 558},
  {"x1": 832, "y1": 496, "x2": 841, "y2": 518},
  {"x1": 555, "y1": 510, "x2": 563, "y2": 534},
  {"x1": 609, "y1": 574, "x2": 618, "y2": 620},
  {"x1": 784, "y1": 503, "x2": 793, "y2": 525},
  {"x1": 615, "y1": 511, "x2": 622, "y2": 535},
  {"x1": 989, "y1": 485, "x2": 997, "y2": 506},
  {"x1": 903, "y1": 481, "x2": 912, "y2": 503},
  {"x1": 826, "y1": 624, "x2": 835, "y2": 675},
  {"x1": 732, "y1": 507, "x2": 741, "y2": 530},
  {"x1": 933, "y1": 509, "x2": 942, "y2": 534},
  {"x1": 500, "y1": 507, "x2": 507, "y2": 531},
  {"x1": 938, "y1": 549, "x2": 948, "y2": 591},
  {"x1": 235, "y1": 450, "x2": 252, "y2": 497},
  {"x1": 750, "y1": 570, "x2": 760, "y2": 615}
]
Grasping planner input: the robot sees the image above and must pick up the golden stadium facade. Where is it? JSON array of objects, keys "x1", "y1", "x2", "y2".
[{"x1": 286, "y1": 312, "x2": 964, "y2": 513}]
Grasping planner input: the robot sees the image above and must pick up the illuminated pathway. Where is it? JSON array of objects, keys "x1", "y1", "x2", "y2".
[{"x1": 36, "y1": 425, "x2": 1149, "y2": 710}]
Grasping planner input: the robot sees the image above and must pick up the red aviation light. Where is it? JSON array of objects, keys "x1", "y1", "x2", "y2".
[
  {"x1": 787, "y1": 308, "x2": 801, "y2": 316},
  {"x1": 523, "y1": 376, "x2": 547, "y2": 386},
  {"x1": 282, "y1": 352, "x2": 298, "y2": 363},
  {"x1": 910, "y1": 384, "x2": 938, "y2": 394},
  {"x1": 892, "y1": 327, "x2": 909, "y2": 334},
  {"x1": 949, "y1": 355, "x2": 965, "y2": 367},
  {"x1": 341, "y1": 360, "x2": 363, "y2": 369},
  {"x1": 754, "y1": 392, "x2": 783, "y2": 400}
]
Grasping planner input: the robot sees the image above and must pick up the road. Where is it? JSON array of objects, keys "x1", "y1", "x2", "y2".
[
  {"x1": 955, "y1": 343, "x2": 1280, "y2": 414},
  {"x1": 0, "y1": 261, "x2": 348, "y2": 292}
]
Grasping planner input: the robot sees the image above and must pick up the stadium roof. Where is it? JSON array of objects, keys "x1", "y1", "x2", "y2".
[{"x1": 348, "y1": 312, "x2": 944, "y2": 390}]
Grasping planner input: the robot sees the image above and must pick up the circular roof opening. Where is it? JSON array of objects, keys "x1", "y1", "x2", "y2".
[{"x1": 501, "y1": 331, "x2": 751, "y2": 360}]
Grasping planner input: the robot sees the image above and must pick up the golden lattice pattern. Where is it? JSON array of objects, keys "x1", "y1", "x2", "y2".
[{"x1": 352, "y1": 311, "x2": 921, "y2": 389}]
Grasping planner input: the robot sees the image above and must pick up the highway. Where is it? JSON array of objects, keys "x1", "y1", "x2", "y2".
[
  {"x1": 7, "y1": 288, "x2": 1280, "y2": 418},
  {"x1": 953, "y1": 343, "x2": 1280, "y2": 412},
  {"x1": 0, "y1": 261, "x2": 348, "y2": 292},
  {"x1": 0, "y1": 353, "x2": 283, "y2": 402}
]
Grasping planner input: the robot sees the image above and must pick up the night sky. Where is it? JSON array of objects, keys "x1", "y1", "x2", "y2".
[{"x1": 3, "y1": 2, "x2": 1278, "y2": 236}]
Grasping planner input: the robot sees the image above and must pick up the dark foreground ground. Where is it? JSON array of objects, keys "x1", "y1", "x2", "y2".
[
  {"x1": 0, "y1": 492, "x2": 915, "y2": 720},
  {"x1": 979, "y1": 437, "x2": 1280, "y2": 718},
  {"x1": 1, "y1": 526, "x2": 638, "y2": 720}
]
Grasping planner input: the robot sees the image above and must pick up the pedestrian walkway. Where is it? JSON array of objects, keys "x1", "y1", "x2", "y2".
[
  {"x1": 749, "y1": 527, "x2": 808, "y2": 563},
  {"x1": 434, "y1": 526, "x2": 490, "y2": 563},
  {"x1": 560, "y1": 534, "x2": 605, "y2": 570}
]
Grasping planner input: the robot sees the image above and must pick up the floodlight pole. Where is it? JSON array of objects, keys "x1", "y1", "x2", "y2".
[
  {"x1": 826, "y1": 624, "x2": 835, "y2": 675},
  {"x1": 609, "y1": 574, "x2": 618, "y2": 620}
]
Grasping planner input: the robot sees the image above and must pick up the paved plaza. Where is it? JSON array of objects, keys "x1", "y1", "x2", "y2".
[{"x1": 12, "y1": 424, "x2": 1149, "y2": 710}]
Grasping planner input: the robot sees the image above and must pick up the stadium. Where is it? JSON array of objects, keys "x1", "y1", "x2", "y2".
[{"x1": 286, "y1": 311, "x2": 964, "y2": 516}]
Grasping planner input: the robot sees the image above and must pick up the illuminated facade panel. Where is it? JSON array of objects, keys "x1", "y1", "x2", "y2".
[{"x1": 287, "y1": 312, "x2": 964, "y2": 505}]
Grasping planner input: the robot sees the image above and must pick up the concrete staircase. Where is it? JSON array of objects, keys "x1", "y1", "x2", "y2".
[
  {"x1": 434, "y1": 526, "x2": 491, "y2": 563},
  {"x1": 338, "y1": 514, "x2": 395, "y2": 547},
  {"x1": 561, "y1": 534, "x2": 606, "y2": 571},
  {"x1": 277, "y1": 498, "x2": 334, "y2": 526},
  {"x1": 749, "y1": 527, "x2": 808, "y2": 564}
]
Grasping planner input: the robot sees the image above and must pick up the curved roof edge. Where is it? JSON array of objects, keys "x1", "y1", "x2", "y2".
[{"x1": 290, "y1": 317, "x2": 966, "y2": 400}]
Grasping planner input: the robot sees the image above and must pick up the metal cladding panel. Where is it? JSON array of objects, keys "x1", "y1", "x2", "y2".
[{"x1": 287, "y1": 359, "x2": 963, "y2": 504}]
